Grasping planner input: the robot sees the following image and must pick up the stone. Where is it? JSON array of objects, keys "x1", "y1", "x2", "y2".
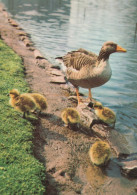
[
  {"x1": 8, "y1": 18, "x2": 18, "y2": 27},
  {"x1": 23, "y1": 39, "x2": 33, "y2": 47},
  {"x1": 50, "y1": 76, "x2": 66, "y2": 84},
  {"x1": 120, "y1": 159, "x2": 137, "y2": 178},
  {"x1": 34, "y1": 49, "x2": 45, "y2": 59},
  {"x1": 17, "y1": 31, "x2": 27, "y2": 37},
  {"x1": 50, "y1": 69, "x2": 64, "y2": 77},
  {"x1": 51, "y1": 65, "x2": 61, "y2": 70},
  {"x1": 76, "y1": 102, "x2": 130, "y2": 157}
]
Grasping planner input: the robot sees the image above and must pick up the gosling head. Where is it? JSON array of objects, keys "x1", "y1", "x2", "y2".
[
  {"x1": 93, "y1": 101, "x2": 103, "y2": 110},
  {"x1": 9, "y1": 89, "x2": 20, "y2": 98}
]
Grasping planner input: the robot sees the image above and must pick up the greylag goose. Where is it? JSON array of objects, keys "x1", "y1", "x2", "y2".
[{"x1": 56, "y1": 41, "x2": 126, "y2": 104}]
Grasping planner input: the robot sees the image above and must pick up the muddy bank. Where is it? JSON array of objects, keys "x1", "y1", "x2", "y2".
[{"x1": 0, "y1": 4, "x2": 137, "y2": 195}]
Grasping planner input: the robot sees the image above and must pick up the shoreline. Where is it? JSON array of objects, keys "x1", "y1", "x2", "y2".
[{"x1": 0, "y1": 3, "x2": 137, "y2": 194}]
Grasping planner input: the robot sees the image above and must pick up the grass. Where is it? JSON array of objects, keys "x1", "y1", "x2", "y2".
[{"x1": 0, "y1": 39, "x2": 46, "y2": 194}]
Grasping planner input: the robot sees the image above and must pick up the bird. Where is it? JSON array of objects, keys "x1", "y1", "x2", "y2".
[
  {"x1": 91, "y1": 101, "x2": 116, "y2": 127},
  {"x1": 56, "y1": 41, "x2": 126, "y2": 104},
  {"x1": 9, "y1": 89, "x2": 36, "y2": 118},
  {"x1": 89, "y1": 140, "x2": 111, "y2": 166},
  {"x1": 61, "y1": 107, "x2": 80, "y2": 127},
  {"x1": 28, "y1": 93, "x2": 47, "y2": 114}
]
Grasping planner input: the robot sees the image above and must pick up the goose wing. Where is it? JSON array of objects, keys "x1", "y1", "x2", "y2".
[{"x1": 61, "y1": 48, "x2": 98, "y2": 71}]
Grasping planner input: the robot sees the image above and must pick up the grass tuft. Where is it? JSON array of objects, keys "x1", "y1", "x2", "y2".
[{"x1": 0, "y1": 39, "x2": 45, "y2": 194}]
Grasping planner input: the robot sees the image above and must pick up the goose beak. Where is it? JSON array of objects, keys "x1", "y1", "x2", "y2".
[{"x1": 116, "y1": 45, "x2": 127, "y2": 52}]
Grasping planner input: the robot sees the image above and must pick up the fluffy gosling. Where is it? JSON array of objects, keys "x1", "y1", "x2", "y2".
[
  {"x1": 61, "y1": 107, "x2": 80, "y2": 127},
  {"x1": 93, "y1": 101, "x2": 116, "y2": 127},
  {"x1": 89, "y1": 140, "x2": 111, "y2": 166},
  {"x1": 29, "y1": 93, "x2": 47, "y2": 114},
  {"x1": 9, "y1": 89, "x2": 36, "y2": 118}
]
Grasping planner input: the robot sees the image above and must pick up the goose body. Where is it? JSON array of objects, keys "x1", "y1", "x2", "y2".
[
  {"x1": 56, "y1": 41, "x2": 126, "y2": 104},
  {"x1": 67, "y1": 59, "x2": 111, "y2": 89}
]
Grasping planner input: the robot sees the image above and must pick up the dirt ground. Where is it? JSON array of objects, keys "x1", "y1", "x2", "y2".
[{"x1": 0, "y1": 4, "x2": 137, "y2": 195}]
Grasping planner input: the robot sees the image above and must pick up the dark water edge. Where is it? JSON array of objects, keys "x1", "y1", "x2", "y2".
[{"x1": 0, "y1": 0, "x2": 137, "y2": 152}]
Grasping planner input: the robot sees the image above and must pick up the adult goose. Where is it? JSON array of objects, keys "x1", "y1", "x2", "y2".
[{"x1": 56, "y1": 41, "x2": 126, "y2": 104}]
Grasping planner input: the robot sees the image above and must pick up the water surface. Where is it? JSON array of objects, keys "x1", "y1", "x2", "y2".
[{"x1": 1, "y1": 0, "x2": 137, "y2": 150}]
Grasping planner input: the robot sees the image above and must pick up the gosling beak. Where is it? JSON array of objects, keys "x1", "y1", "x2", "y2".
[{"x1": 116, "y1": 45, "x2": 127, "y2": 52}]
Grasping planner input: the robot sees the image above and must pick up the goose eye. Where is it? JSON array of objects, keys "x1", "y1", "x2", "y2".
[{"x1": 109, "y1": 44, "x2": 114, "y2": 47}]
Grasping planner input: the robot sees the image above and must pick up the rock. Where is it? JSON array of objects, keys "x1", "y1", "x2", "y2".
[
  {"x1": 23, "y1": 39, "x2": 33, "y2": 47},
  {"x1": 34, "y1": 49, "x2": 45, "y2": 59},
  {"x1": 17, "y1": 31, "x2": 28, "y2": 37},
  {"x1": 120, "y1": 159, "x2": 137, "y2": 178},
  {"x1": 50, "y1": 76, "x2": 66, "y2": 84},
  {"x1": 107, "y1": 130, "x2": 130, "y2": 157},
  {"x1": 19, "y1": 36, "x2": 26, "y2": 41},
  {"x1": 50, "y1": 69, "x2": 64, "y2": 77},
  {"x1": 36, "y1": 58, "x2": 48, "y2": 69},
  {"x1": 28, "y1": 47, "x2": 35, "y2": 51},
  {"x1": 77, "y1": 103, "x2": 97, "y2": 129},
  {"x1": 8, "y1": 18, "x2": 18, "y2": 27},
  {"x1": 76, "y1": 103, "x2": 130, "y2": 157},
  {"x1": 51, "y1": 65, "x2": 61, "y2": 70},
  {"x1": 16, "y1": 26, "x2": 22, "y2": 30},
  {"x1": 2, "y1": 9, "x2": 8, "y2": 18}
]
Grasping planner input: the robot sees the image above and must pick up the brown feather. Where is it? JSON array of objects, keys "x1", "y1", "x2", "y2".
[{"x1": 62, "y1": 49, "x2": 97, "y2": 70}]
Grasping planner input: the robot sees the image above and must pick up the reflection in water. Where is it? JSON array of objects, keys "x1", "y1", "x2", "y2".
[
  {"x1": 86, "y1": 164, "x2": 107, "y2": 189},
  {"x1": 0, "y1": 0, "x2": 137, "y2": 150},
  {"x1": 134, "y1": 23, "x2": 137, "y2": 42},
  {"x1": 86, "y1": 160, "x2": 137, "y2": 194}
]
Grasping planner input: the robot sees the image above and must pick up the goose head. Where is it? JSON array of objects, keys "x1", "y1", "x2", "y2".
[
  {"x1": 93, "y1": 101, "x2": 103, "y2": 110},
  {"x1": 98, "y1": 41, "x2": 127, "y2": 61},
  {"x1": 9, "y1": 89, "x2": 20, "y2": 98}
]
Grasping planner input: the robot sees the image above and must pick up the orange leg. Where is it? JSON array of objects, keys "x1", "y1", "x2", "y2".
[
  {"x1": 88, "y1": 88, "x2": 92, "y2": 101},
  {"x1": 76, "y1": 88, "x2": 81, "y2": 104}
]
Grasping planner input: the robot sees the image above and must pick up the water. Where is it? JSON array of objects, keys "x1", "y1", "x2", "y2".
[{"x1": 1, "y1": 0, "x2": 137, "y2": 150}]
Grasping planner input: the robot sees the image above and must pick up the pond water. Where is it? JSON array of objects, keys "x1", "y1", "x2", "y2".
[{"x1": 1, "y1": 0, "x2": 137, "y2": 150}]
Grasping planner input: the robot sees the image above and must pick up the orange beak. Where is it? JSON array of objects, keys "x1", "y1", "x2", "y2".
[{"x1": 116, "y1": 45, "x2": 127, "y2": 52}]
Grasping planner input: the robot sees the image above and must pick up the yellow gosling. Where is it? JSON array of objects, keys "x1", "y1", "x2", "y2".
[
  {"x1": 89, "y1": 141, "x2": 111, "y2": 166},
  {"x1": 9, "y1": 89, "x2": 36, "y2": 118},
  {"x1": 29, "y1": 93, "x2": 47, "y2": 114},
  {"x1": 61, "y1": 107, "x2": 80, "y2": 127},
  {"x1": 93, "y1": 101, "x2": 116, "y2": 127}
]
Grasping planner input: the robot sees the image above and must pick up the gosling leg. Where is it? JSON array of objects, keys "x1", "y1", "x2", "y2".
[{"x1": 23, "y1": 112, "x2": 26, "y2": 118}]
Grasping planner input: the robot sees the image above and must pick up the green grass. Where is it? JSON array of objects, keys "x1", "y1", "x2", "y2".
[{"x1": 0, "y1": 39, "x2": 45, "y2": 194}]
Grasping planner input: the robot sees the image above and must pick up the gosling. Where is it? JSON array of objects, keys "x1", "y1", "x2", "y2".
[
  {"x1": 61, "y1": 107, "x2": 80, "y2": 127},
  {"x1": 9, "y1": 89, "x2": 36, "y2": 118},
  {"x1": 28, "y1": 93, "x2": 47, "y2": 114},
  {"x1": 91, "y1": 101, "x2": 116, "y2": 128},
  {"x1": 89, "y1": 140, "x2": 111, "y2": 166}
]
